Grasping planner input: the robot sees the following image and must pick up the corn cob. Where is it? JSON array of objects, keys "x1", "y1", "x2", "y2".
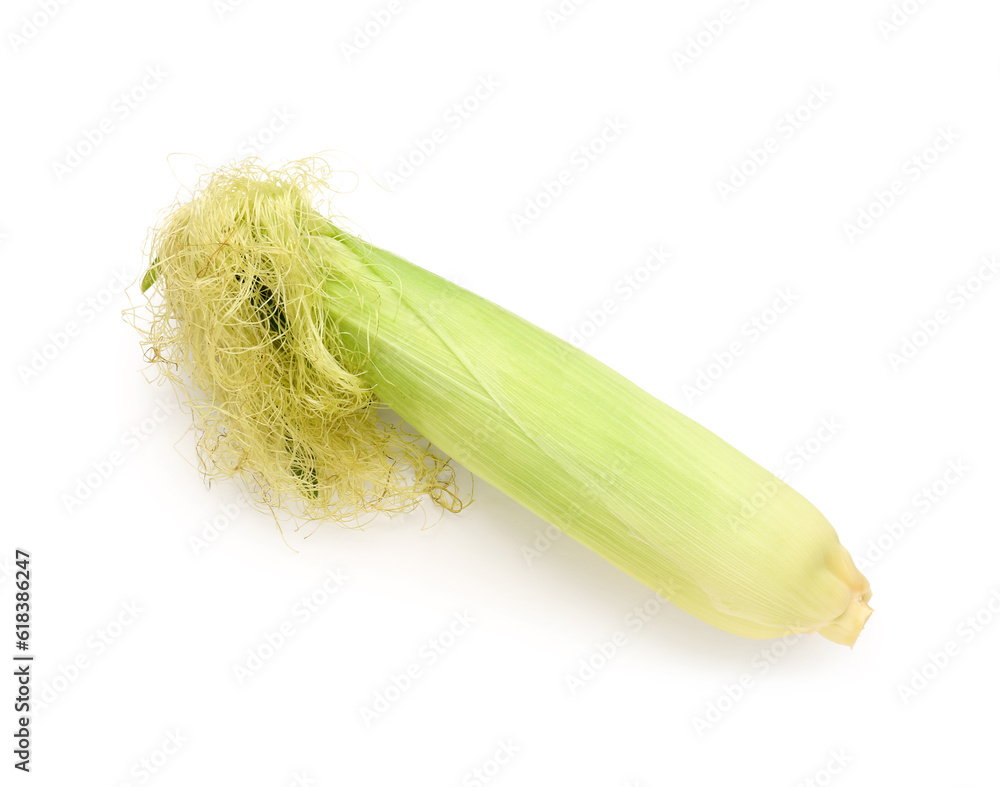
[{"x1": 138, "y1": 161, "x2": 872, "y2": 646}]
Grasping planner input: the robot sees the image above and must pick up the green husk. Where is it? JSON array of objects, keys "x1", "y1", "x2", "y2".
[{"x1": 137, "y1": 159, "x2": 872, "y2": 645}]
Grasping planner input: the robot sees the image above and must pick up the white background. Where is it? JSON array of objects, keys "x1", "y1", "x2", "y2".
[{"x1": 4, "y1": 1, "x2": 1000, "y2": 785}]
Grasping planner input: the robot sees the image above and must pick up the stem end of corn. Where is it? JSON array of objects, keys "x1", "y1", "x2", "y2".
[{"x1": 817, "y1": 562, "x2": 873, "y2": 647}]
